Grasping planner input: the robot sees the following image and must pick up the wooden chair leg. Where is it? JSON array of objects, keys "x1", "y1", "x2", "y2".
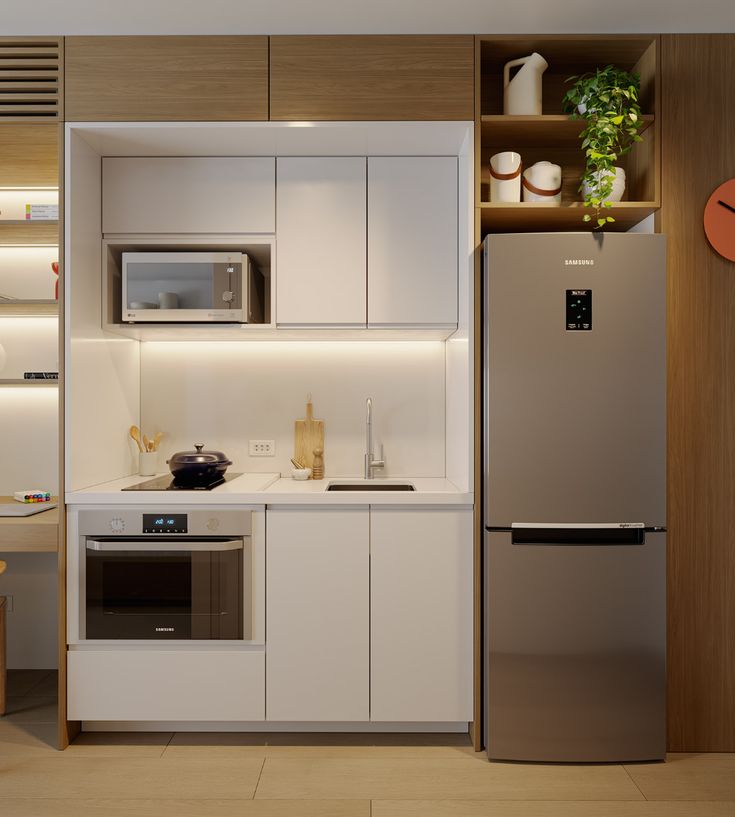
[{"x1": 0, "y1": 597, "x2": 6, "y2": 717}]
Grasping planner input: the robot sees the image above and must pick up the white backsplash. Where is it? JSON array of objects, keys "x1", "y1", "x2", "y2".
[{"x1": 140, "y1": 341, "x2": 446, "y2": 478}]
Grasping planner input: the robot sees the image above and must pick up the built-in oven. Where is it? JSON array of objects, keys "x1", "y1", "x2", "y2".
[
  {"x1": 121, "y1": 251, "x2": 265, "y2": 323},
  {"x1": 76, "y1": 509, "x2": 255, "y2": 641}
]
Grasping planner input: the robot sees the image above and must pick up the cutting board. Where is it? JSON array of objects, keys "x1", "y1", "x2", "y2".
[{"x1": 294, "y1": 397, "x2": 324, "y2": 473}]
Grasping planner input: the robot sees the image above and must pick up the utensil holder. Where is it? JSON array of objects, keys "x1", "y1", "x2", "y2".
[{"x1": 139, "y1": 451, "x2": 158, "y2": 476}]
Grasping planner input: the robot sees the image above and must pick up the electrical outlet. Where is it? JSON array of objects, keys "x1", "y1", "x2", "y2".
[{"x1": 249, "y1": 440, "x2": 275, "y2": 457}]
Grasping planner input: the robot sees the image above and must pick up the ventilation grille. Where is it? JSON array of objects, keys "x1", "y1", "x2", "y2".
[{"x1": 0, "y1": 40, "x2": 61, "y2": 120}]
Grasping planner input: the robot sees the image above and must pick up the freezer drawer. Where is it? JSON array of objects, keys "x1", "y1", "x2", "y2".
[{"x1": 485, "y1": 529, "x2": 665, "y2": 762}]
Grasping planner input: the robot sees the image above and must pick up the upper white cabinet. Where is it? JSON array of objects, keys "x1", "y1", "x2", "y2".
[
  {"x1": 368, "y1": 157, "x2": 458, "y2": 327},
  {"x1": 370, "y1": 507, "x2": 473, "y2": 722},
  {"x1": 266, "y1": 507, "x2": 370, "y2": 721},
  {"x1": 102, "y1": 157, "x2": 276, "y2": 234},
  {"x1": 276, "y1": 157, "x2": 367, "y2": 326}
]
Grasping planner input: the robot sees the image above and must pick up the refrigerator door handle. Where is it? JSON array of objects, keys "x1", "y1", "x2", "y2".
[{"x1": 510, "y1": 523, "x2": 646, "y2": 546}]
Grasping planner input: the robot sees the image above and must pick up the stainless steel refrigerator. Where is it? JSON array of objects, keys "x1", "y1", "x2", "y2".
[{"x1": 483, "y1": 232, "x2": 666, "y2": 763}]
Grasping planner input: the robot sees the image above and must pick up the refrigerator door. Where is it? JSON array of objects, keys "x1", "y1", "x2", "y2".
[
  {"x1": 484, "y1": 233, "x2": 666, "y2": 527},
  {"x1": 485, "y1": 528, "x2": 666, "y2": 762}
]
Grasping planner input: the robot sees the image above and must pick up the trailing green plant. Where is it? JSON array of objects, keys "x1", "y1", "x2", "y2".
[{"x1": 562, "y1": 65, "x2": 644, "y2": 229}]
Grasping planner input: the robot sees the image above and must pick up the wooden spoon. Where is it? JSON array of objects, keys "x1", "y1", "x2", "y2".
[
  {"x1": 143, "y1": 433, "x2": 151, "y2": 452},
  {"x1": 152, "y1": 431, "x2": 164, "y2": 451},
  {"x1": 129, "y1": 425, "x2": 145, "y2": 453}
]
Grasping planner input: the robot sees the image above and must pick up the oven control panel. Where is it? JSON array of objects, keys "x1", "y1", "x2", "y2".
[
  {"x1": 142, "y1": 513, "x2": 188, "y2": 534},
  {"x1": 76, "y1": 508, "x2": 253, "y2": 537}
]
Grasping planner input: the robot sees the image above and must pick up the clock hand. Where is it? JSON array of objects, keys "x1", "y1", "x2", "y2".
[{"x1": 717, "y1": 199, "x2": 735, "y2": 214}]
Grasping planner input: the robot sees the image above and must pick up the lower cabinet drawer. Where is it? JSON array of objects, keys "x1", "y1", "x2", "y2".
[{"x1": 68, "y1": 650, "x2": 265, "y2": 721}]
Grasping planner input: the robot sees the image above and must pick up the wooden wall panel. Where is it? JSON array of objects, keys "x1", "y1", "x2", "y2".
[
  {"x1": 270, "y1": 36, "x2": 474, "y2": 121},
  {"x1": 662, "y1": 34, "x2": 735, "y2": 752},
  {"x1": 65, "y1": 36, "x2": 268, "y2": 121},
  {"x1": 0, "y1": 123, "x2": 58, "y2": 186}
]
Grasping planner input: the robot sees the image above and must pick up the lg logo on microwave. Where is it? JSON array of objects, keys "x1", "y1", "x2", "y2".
[{"x1": 564, "y1": 259, "x2": 595, "y2": 266}]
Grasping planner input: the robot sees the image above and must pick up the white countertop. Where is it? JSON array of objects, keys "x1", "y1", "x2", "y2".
[{"x1": 65, "y1": 473, "x2": 472, "y2": 506}]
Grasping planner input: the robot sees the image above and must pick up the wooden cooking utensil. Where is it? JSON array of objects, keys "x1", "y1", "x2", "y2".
[
  {"x1": 294, "y1": 394, "x2": 324, "y2": 476},
  {"x1": 151, "y1": 431, "x2": 163, "y2": 451},
  {"x1": 143, "y1": 433, "x2": 151, "y2": 452},
  {"x1": 129, "y1": 425, "x2": 145, "y2": 453}
]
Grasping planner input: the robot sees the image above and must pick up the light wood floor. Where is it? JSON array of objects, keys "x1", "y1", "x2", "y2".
[{"x1": 2, "y1": 671, "x2": 735, "y2": 816}]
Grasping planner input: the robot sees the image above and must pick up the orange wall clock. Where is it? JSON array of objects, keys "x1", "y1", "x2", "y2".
[{"x1": 704, "y1": 179, "x2": 735, "y2": 262}]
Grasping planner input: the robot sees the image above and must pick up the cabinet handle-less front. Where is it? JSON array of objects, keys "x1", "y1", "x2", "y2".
[{"x1": 86, "y1": 538, "x2": 245, "y2": 552}]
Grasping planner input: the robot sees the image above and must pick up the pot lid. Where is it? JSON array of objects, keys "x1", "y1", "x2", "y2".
[{"x1": 167, "y1": 443, "x2": 231, "y2": 466}]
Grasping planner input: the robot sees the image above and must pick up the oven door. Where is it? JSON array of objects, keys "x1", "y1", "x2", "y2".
[{"x1": 85, "y1": 538, "x2": 245, "y2": 640}]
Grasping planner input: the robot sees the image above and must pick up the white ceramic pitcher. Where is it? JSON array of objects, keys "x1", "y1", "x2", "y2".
[{"x1": 503, "y1": 52, "x2": 548, "y2": 115}]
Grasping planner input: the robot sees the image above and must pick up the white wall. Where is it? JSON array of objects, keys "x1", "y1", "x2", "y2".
[
  {"x1": 66, "y1": 129, "x2": 141, "y2": 491},
  {"x1": 0, "y1": 317, "x2": 59, "y2": 494},
  {"x1": 140, "y1": 341, "x2": 446, "y2": 478}
]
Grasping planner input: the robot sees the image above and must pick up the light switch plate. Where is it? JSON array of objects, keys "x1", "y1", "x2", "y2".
[{"x1": 249, "y1": 440, "x2": 275, "y2": 457}]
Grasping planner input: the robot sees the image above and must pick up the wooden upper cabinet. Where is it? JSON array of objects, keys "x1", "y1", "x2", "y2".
[
  {"x1": 64, "y1": 36, "x2": 269, "y2": 121},
  {"x1": 270, "y1": 35, "x2": 474, "y2": 121}
]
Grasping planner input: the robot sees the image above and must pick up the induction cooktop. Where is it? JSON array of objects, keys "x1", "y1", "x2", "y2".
[{"x1": 121, "y1": 473, "x2": 243, "y2": 491}]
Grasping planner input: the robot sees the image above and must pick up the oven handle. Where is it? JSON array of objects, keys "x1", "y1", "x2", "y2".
[{"x1": 86, "y1": 538, "x2": 244, "y2": 552}]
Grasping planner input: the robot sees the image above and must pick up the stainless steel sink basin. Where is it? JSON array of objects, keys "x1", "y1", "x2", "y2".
[{"x1": 326, "y1": 482, "x2": 416, "y2": 492}]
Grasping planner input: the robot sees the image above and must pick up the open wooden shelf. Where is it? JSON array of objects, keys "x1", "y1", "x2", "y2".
[
  {"x1": 480, "y1": 201, "x2": 659, "y2": 233},
  {"x1": 0, "y1": 300, "x2": 57, "y2": 316},
  {"x1": 480, "y1": 114, "x2": 654, "y2": 148},
  {"x1": 0, "y1": 220, "x2": 58, "y2": 244},
  {"x1": 0, "y1": 378, "x2": 58, "y2": 386},
  {"x1": 476, "y1": 35, "x2": 660, "y2": 235}
]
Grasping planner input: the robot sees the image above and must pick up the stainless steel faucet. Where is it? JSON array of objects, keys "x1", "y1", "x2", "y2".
[{"x1": 364, "y1": 397, "x2": 385, "y2": 479}]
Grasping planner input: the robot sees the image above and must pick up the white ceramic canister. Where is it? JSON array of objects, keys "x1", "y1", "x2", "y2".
[
  {"x1": 582, "y1": 167, "x2": 626, "y2": 203},
  {"x1": 522, "y1": 161, "x2": 563, "y2": 205},
  {"x1": 503, "y1": 52, "x2": 549, "y2": 115},
  {"x1": 489, "y1": 151, "x2": 522, "y2": 203},
  {"x1": 139, "y1": 451, "x2": 158, "y2": 476}
]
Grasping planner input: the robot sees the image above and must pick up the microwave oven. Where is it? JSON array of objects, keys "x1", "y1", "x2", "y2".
[{"x1": 121, "y1": 251, "x2": 265, "y2": 323}]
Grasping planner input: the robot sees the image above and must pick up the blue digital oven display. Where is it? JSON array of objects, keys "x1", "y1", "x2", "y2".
[{"x1": 142, "y1": 513, "x2": 188, "y2": 534}]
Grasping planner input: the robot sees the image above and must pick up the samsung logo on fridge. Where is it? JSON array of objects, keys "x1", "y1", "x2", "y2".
[{"x1": 564, "y1": 259, "x2": 595, "y2": 266}]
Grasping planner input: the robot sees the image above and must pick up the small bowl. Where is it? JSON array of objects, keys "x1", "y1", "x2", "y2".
[{"x1": 291, "y1": 468, "x2": 311, "y2": 481}]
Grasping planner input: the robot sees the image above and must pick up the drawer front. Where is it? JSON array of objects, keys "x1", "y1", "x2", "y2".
[{"x1": 68, "y1": 650, "x2": 264, "y2": 721}]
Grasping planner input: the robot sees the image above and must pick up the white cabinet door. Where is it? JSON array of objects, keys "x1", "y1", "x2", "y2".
[
  {"x1": 368, "y1": 157, "x2": 458, "y2": 327},
  {"x1": 102, "y1": 157, "x2": 276, "y2": 234},
  {"x1": 276, "y1": 157, "x2": 366, "y2": 326},
  {"x1": 266, "y1": 507, "x2": 370, "y2": 721},
  {"x1": 370, "y1": 507, "x2": 473, "y2": 722}
]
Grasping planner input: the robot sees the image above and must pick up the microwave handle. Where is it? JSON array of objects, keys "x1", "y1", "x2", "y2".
[
  {"x1": 86, "y1": 538, "x2": 244, "y2": 552},
  {"x1": 213, "y1": 261, "x2": 242, "y2": 310}
]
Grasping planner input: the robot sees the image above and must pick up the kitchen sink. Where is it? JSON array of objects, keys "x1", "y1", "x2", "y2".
[{"x1": 326, "y1": 482, "x2": 416, "y2": 492}]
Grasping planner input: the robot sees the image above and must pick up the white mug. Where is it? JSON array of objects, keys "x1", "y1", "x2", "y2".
[
  {"x1": 490, "y1": 152, "x2": 522, "y2": 203},
  {"x1": 158, "y1": 291, "x2": 179, "y2": 310}
]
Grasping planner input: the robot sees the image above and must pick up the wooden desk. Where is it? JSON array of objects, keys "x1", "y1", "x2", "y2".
[{"x1": 0, "y1": 498, "x2": 59, "y2": 552}]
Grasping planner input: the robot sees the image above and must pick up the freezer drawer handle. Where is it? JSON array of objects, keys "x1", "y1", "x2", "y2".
[{"x1": 511, "y1": 525, "x2": 645, "y2": 546}]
